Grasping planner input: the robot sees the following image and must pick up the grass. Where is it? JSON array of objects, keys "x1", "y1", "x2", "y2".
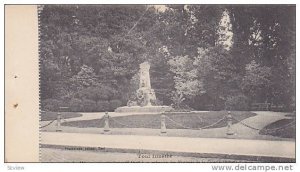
[
  {"x1": 62, "y1": 111, "x2": 256, "y2": 129},
  {"x1": 41, "y1": 111, "x2": 82, "y2": 121},
  {"x1": 259, "y1": 118, "x2": 296, "y2": 138}
]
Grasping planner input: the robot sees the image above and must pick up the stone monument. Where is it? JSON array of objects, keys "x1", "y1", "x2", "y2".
[
  {"x1": 137, "y1": 62, "x2": 156, "y2": 106},
  {"x1": 115, "y1": 61, "x2": 173, "y2": 113}
]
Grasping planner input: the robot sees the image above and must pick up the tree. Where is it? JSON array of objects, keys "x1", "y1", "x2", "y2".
[
  {"x1": 228, "y1": 5, "x2": 295, "y2": 108},
  {"x1": 241, "y1": 60, "x2": 271, "y2": 103},
  {"x1": 194, "y1": 46, "x2": 239, "y2": 109},
  {"x1": 39, "y1": 5, "x2": 295, "y2": 111},
  {"x1": 71, "y1": 65, "x2": 99, "y2": 88},
  {"x1": 168, "y1": 55, "x2": 203, "y2": 98}
]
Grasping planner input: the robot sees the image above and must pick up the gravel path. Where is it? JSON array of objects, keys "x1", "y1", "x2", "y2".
[
  {"x1": 40, "y1": 148, "x2": 251, "y2": 162},
  {"x1": 40, "y1": 132, "x2": 295, "y2": 160}
]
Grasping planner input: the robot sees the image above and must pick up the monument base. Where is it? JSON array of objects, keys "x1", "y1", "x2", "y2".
[{"x1": 115, "y1": 105, "x2": 173, "y2": 113}]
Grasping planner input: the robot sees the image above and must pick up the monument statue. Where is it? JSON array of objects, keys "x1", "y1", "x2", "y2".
[
  {"x1": 115, "y1": 61, "x2": 173, "y2": 113},
  {"x1": 136, "y1": 62, "x2": 156, "y2": 106}
]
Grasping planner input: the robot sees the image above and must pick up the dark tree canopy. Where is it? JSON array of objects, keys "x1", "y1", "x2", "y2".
[{"x1": 40, "y1": 5, "x2": 295, "y2": 112}]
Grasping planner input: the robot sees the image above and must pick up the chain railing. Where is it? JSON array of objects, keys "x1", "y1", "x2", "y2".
[
  {"x1": 165, "y1": 115, "x2": 227, "y2": 130},
  {"x1": 40, "y1": 107, "x2": 70, "y2": 131},
  {"x1": 42, "y1": 111, "x2": 295, "y2": 137},
  {"x1": 231, "y1": 116, "x2": 296, "y2": 132},
  {"x1": 202, "y1": 117, "x2": 227, "y2": 129},
  {"x1": 259, "y1": 120, "x2": 295, "y2": 132},
  {"x1": 107, "y1": 113, "x2": 226, "y2": 131},
  {"x1": 40, "y1": 119, "x2": 56, "y2": 128},
  {"x1": 105, "y1": 111, "x2": 295, "y2": 136},
  {"x1": 231, "y1": 116, "x2": 261, "y2": 131},
  {"x1": 164, "y1": 115, "x2": 199, "y2": 130},
  {"x1": 262, "y1": 120, "x2": 295, "y2": 132}
]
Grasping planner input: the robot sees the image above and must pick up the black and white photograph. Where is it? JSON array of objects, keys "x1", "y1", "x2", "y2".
[{"x1": 6, "y1": 4, "x2": 297, "y2": 164}]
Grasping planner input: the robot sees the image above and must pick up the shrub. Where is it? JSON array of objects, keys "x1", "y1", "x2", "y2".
[
  {"x1": 109, "y1": 99, "x2": 123, "y2": 110},
  {"x1": 75, "y1": 85, "x2": 119, "y2": 102},
  {"x1": 81, "y1": 99, "x2": 97, "y2": 112},
  {"x1": 151, "y1": 99, "x2": 163, "y2": 106},
  {"x1": 97, "y1": 101, "x2": 110, "y2": 112},
  {"x1": 225, "y1": 94, "x2": 249, "y2": 111},
  {"x1": 41, "y1": 98, "x2": 63, "y2": 111},
  {"x1": 69, "y1": 98, "x2": 83, "y2": 112}
]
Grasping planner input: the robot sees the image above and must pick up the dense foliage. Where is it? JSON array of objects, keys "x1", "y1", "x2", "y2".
[{"x1": 40, "y1": 5, "x2": 295, "y2": 112}]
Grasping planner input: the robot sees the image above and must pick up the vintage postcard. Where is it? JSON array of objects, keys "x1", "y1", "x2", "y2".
[{"x1": 5, "y1": 4, "x2": 296, "y2": 164}]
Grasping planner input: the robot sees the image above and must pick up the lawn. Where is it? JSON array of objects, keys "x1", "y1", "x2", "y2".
[
  {"x1": 41, "y1": 111, "x2": 82, "y2": 121},
  {"x1": 62, "y1": 111, "x2": 256, "y2": 129},
  {"x1": 259, "y1": 118, "x2": 296, "y2": 139}
]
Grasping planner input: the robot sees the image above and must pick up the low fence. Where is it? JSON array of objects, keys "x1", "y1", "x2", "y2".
[
  {"x1": 250, "y1": 103, "x2": 289, "y2": 112},
  {"x1": 40, "y1": 111, "x2": 295, "y2": 138}
]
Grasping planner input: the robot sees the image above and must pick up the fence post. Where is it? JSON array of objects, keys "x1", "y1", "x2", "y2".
[
  {"x1": 160, "y1": 114, "x2": 167, "y2": 134},
  {"x1": 226, "y1": 111, "x2": 234, "y2": 136},
  {"x1": 56, "y1": 112, "x2": 62, "y2": 132},
  {"x1": 103, "y1": 112, "x2": 110, "y2": 133}
]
